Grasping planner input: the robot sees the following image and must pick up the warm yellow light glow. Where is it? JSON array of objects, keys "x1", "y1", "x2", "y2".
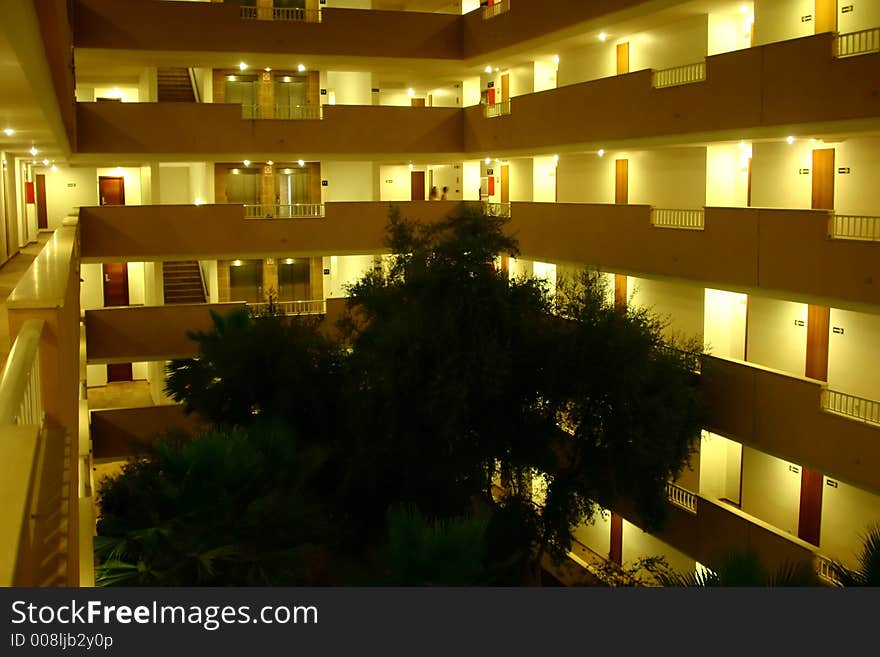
[
  {"x1": 298, "y1": 159, "x2": 305, "y2": 166},
  {"x1": 267, "y1": 160, "x2": 274, "y2": 165},
  {"x1": 232, "y1": 168, "x2": 240, "y2": 175},
  {"x1": 50, "y1": 165, "x2": 58, "y2": 173},
  {"x1": 232, "y1": 259, "x2": 243, "y2": 267},
  {"x1": 194, "y1": 198, "x2": 204, "y2": 206},
  {"x1": 283, "y1": 168, "x2": 292, "y2": 174},
  {"x1": 484, "y1": 65, "x2": 492, "y2": 73},
  {"x1": 552, "y1": 54, "x2": 560, "y2": 64},
  {"x1": 2, "y1": 128, "x2": 13, "y2": 136},
  {"x1": 552, "y1": 154, "x2": 559, "y2": 163},
  {"x1": 484, "y1": 157, "x2": 491, "y2": 164},
  {"x1": 285, "y1": 258, "x2": 294, "y2": 265},
  {"x1": 243, "y1": 160, "x2": 251, "y2": 166},
  {"x1": 786, "y1": 136, "x2": 795, "y2": 144},
  {"x1": 227, "y1": 75, "x2": 236, "y2": 82},
  {"x1": 239, "y1": 62, "x2": 248, "y2": 71},
  {"x1": 598, "y1": 32, "x2": 608, "y2": 41},
  {"x1": 282, "y1": 76, "x2": 291, "y2": 83},
  {"x1": 408, "y1": 163, "x2": 414, "y2": 170},
  {"x1": 264, "y1": 67, "x2": 271, "y2": 72},
  {"x1": 407, "y1": 88, "x2": 415, "y2": 97},
  {"x1": 597, "y1": 149, "x2": 605, "y2": 157},
  {"x1": 297, "y1": 64, "x2": 306, "y2": 72},
  {"x1": 29, "y1": 147, "x2": 38, "y2": 156},
  {"x1": 114, "y1": 166, "x2": 124, "y2": 175}
]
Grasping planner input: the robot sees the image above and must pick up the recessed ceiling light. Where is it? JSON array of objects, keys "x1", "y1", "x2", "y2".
[
  {"x1": 484, "y1": 157, "x2": 491, "y2": 164},
  {"x1": 407, "y1": 88, "x2": 415, "y2": 97},
  {"x1": 786, "y1": 136, "x2": 795, "y2": 144},
  {"x1": 243, "y1": 159, "x2": 251, "y2": 166},
  {"x1": 42, "y1": 159, "x2": 49, "y2": 166},
  {"x1": 264, "y1": 67, "x2": 271, "y2": 72},
  {"x1": 29, "y1": 146, "x2": 38, "y2": 156},
  {"x1": 50, "y1": 165, "x2": 58, "y2": 173},
  {"x1": 239, "y1": 62, "x2": 248, "y2": 71},
  {"x1": 597, "y1": 149, "x2": 605, "y2": 157},
  {"x1": 552, "y1": 55, "x2": 560, "y2": 64},
  {"x1": 484, "y1": 66, "x2": 492, "y2": 74},
  {"x1": 267, "y1": 160, "x2": 274, "y2": 165},
  {"x1": 2, "y1": 128, "x2": 13, "y2": 136},
  {"x1": 298, "y1": 159, "x2": 305, "y2": 166},
  {"x1": 598, "y1": 32, "x2": 608, "y2": 42},
  {"x1": 297, "y1": 64, "x2": 306, "y2": 72}
]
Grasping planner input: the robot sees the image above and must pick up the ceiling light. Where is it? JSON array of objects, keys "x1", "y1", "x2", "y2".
[
  {"x1": 232, "y1": 259, "x2": 243, "y2": 267},
  {"x1": 599, "y1": 32, "x2": 608, "y2": 42},
  {"x1": 114, "y1": 166, "x2": 124, "y2": 175},
  {"x1": 484, "y1": 157, "x2": 491, "y2": 164},
  {"x1": 786, "y1": 136, "x2": 795, "y2": 144},
  {"x1": 42, "y1": 159, "x2": 49, "y2": 166},
  {"x1": 484, "y1": 66, "x2": 492, "y2": 74},
  {"x1": 243, "y1": 159, "x2": 251, "y2": 166},
  {"x1": 407, "y1": 88, "x2": 415, "y2": 97},
  {"x1": 285, "y1": 258, "x2": 294, "y2": 265},
  {"x1": 264, "y1": 67, "x2": 272, "y2": 72},
  {"x1": 3, "y1": 128, "x2": 13, "y2": 136},
  {"x1": 50, "y1": 165, "x2": 58, "y2": 173},
  {"x1": 408, "y1": 163, "x2": 414, "y2": 170},
  {"x1": 239, "y1": 62, "x2": 248, "y2": 71},
  {"x1": 227, "y1": 75, "x2": 237, "y2": 82},
  {"x1": 194, "y1": 198, "x2": 204, "y2": 206},
  {"x1": 552, "y1": 55, "x2": 560, "y2": 64},
  {"x1": 283, "y1": 168, "x2": 292, "y2": 174},
  {"x1": 597, "y1": 149, "x2": 605, "y2": 157},
  {"x1": 29, "y1": 147, "x2": 38, "y2": 156},
  {"x1": 552, "y1": 154, "x2": 559, "y2": 163},
  {"x1": 494, "y1": 67, "x2": 499, "y2": 72},
  {"x1": 297, "y1": 64, "x2": 306, "y2": 72},
  {"x1": 232, "y1": 168, "x2": 240, "y2": 175},
  {"x1": 298, "y1": 159, "x2": 305, "y2": 166},
  {"x1": 267, "y1": 160, "x2": 274, "y2": 165}
]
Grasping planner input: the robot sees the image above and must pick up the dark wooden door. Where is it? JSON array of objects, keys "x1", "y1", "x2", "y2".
[
  {"x1": 806, "y1": 304, "x2": 830, "y2": 382},
  {"x1": 617, "y1": 42, "x2": 630, "y2": 75},
  {"x1": 500, "y1": 165, "x2": 509, "y2": 204},
  {"x1": 36, "y1": 174, "x2": 48, "y2": 229},
  {"x1": 411, "y1": 171, "x2": 425, "y2": 201},
  {"x1": 615, "y1": 159, "x2": 628, "y2": 204},
  {"x1": 798, "y1": 467, "x2": 824, "y2": 546},
  {"x1": 410, "y1": 98, "x2": 425, "y2": 107},
  {"x1": 811, "y1": 149, "x2": 834, "y2": 210},
  {"x1": 103, "y1": 262, "x2": 132, "y2": 381},
  {"x1": 609, "y1": 513, "x2": 623, "y2": 564},
  {"x1": 99, "y1": 176, "x2": 125, "y2": 206}
]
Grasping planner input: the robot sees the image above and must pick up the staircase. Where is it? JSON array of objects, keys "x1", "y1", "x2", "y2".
[
  {"x1": 157, "y1": 67, "x2": 197, "y2": 102},
  {"x1": 163, "y1": 261, "x2": 206, "y2": 304}
]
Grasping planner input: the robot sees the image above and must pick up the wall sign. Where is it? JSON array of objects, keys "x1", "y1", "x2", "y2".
[
  {"x1": 321, "y1": 180, "x2": 329, "y2": 186},
  {"x1": 323, "y1": 268, "x2": 330, "y2": 275},
  {"x1": 67, "y1": 183, "x2": 76, "y2": 188},
  {"x1": 320, "y1": 89, "x2": 327, "y2": 95},
  {"x1": 799, "y1": 168, "x2": 810, "y2": 174},
  {"x1": 838, "y1": 167, "x2": 851, "y2": 174},
  {"x1": 842, "y1": 5, "x2": 853, "y2": 13}
]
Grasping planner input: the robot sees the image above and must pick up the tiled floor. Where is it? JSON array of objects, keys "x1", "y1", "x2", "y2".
[{"x1": 0, "y1": 232, "x2": 53, "y2": 366}]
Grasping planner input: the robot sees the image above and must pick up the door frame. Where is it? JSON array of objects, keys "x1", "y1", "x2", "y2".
[{"x1": 98, "y1": 175, "x2": 126, "y2": 206}]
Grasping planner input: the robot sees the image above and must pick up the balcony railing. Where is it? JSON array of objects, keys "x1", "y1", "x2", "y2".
[
  {"x1": 651, "y1": 208, "x2": 705, "y2": 230},
  {"x1": 485, "y1": 202, "x2": 511, "y2": 217},
  {"x1": 240, "y1": 5, "x2": 321, "y2": 22},
  {"x1": 830, "y1": 214, "x2": 880, "y2": 241},
  {"x1": 823, "y1": 389, "x2": 880, "y2": 426},
  {"x1": 0, "y1": 320, "x2": 69, "y2": 586},
  {"x1": 243, "y1": 203, "x2": 325, "y2": 219},
  {"x1": 482, "y1": 0, "x2": 510, "y2": 19},
  {"x1": 665, "y1": 482, "x2": 697, "y2": 514},
  {"x1": 249, "y1": 299, "x2": 327, "y2": 316},
  {"x1": 652, "y1": 62, "x2": 706, "y2": 89},
  {"x1": 484, "y1": 101, "x2": 511, "y2": 118},
  {"x1": 242, "y1": 104, "x2": 322, "y2": 120},
  {"x1": 816, "y1": 555, "x2": 843, "y2": 585},
  {"x1": 835, "y1": 27, "x2": 880, "y2": 58}
]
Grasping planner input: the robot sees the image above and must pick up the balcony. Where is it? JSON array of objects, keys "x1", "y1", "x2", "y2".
[
  {"x1": 73, "y1": 0, "x2": 462, "y2": 60},
  {"x1": 701, "y1": 355, "x2": 880, "y2": 494},
  {"x1": 464, "y1": 34, "x2": 880, "y2": 154},
  {"x1": 75, "y1": 102, "x2": 463, "y2": 157}
]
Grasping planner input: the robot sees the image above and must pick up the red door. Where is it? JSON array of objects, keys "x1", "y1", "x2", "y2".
[{"x1": 99, "y1": 176, "x2": 132, "y2": 381}]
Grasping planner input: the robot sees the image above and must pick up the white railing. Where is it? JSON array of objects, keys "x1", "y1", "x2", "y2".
[
  {"x1": 273, "y1": 6, "x2": 320, "y2": 22},
  {"x1": 666, "y1": 482, "x2": 697, "y2": 514},
  {"x1": 484, "y1": 101, "x2": 511, "y2": 118},
  {"x1": 823, "y1": 389, "x2": 880, "y2": 426},
  {"x1": 482, "y1": 0, "x2": 510, "y2": 19},
  {"x1": 239, "y1": 6, "x2": 257, "y2": 19},
  {"x1": 836, "y1": 27, "x2": 880, "y2": 58},
  {"x1": 652, "y1": 61, "x2": 706, "y2": 89},
  {"x1": 651, "y1": 208, "x2": 705, "y2": 230},
  {"x1": 816, "y1": 555, "x2": 842, "y2": 585},
  {"x1": 0, "y1": 319, "x2": 45, "y2": 425},
  {"x1": 242, "y1": 104, "x2": 322, "y2": 120},
  {"x1": 830, "y1": 214, "x2": 880, "y2": 241},
  {"x1": 485, "y1": 202, "x2": 511, "y2": 217},
  {"x1": 249, "y1": 299, "x2": 327, "y2": 316},
  {"x1": 244, "y1": 203, "x2": 325, "y2": 219}
]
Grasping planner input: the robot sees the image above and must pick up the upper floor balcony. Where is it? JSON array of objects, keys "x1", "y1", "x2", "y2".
[{"x1": 73, "y1": 33, "x2": 880, "y2": 159}]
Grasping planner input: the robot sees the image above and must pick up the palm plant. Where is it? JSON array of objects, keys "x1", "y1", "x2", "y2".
[
  {"x1": 651, "y1": 549, "x2": 820, "y2": 587},
  {"x1": 828, "y1": 523, "x2": 880, "y2": 586}
]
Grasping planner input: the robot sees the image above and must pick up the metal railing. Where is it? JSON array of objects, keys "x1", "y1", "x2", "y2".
[
  {"x1": 249, "y1": 299, "x2": 327, "y2": 316},
  {"x1": 652, "y1": 61, "x2": 706, "y2": 88},
  {"x1": 823, "y1": 389, "x2": 880, "y2": 426},
  {"x1": 666, "y1": 482, "x2": 697, "y2": 514},
  {"x1": 484, "y1": 101, "x2": 511, "y2": 118},
  {"x1": 484, "y1": 202, "x2": 511, "y2": 217},
  {"x1": 482, "y1": 0, "x2": 510, "y2": 19},
  {"x1": 651, "y1": 208, "x2": 705, "y2": 230},
  {"x1": 243, "y1": 203, "x2": 325, "y2": 219},
  {"x1": 242, "y1": 104, "x2": 322, "y2": 120},
  {"x1": 836, "y1": 27, "x2": 880, "y2": 58},
  {"x1": 830, "y1": 214, "x2": 880, "y2": 241},
  {"x1": 239, "y1": 5, "x2": 321, "y2": 22},
  {"x1": 239, "y1": 6, "x2": 258, "y2": 19},
  {"x1": 0, "y1": 320, "x2": 44, "y2": 425}
]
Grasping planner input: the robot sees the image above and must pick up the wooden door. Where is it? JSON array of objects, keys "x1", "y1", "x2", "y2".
[
  {"x1": 500, "y1": 165, "x2": 509, "y2": 204},
  {"x1": 814, "y1": 0, "x2": 837, "y2": 34},
  {"x1": 614, "y1": 274, "x2": 627, "y2": 311},
  {"x1": 103, "y1": 262, "x2": 133, "y2": 382},
  {"x1": 99, "y1": 176, "x2": 125, "y2": 206},
  {"x1": 36, "y1": 173, "x2": 47, "y2": 229},
  {"x1": 811, "y1": 149, "x2": 834, "y2": 210},
  {"x1": 410, "y1": 171, "x2": 425, "y2": 201},
  {"x1": 501, "y1": 73, "x2": 509, "y2": 103},
  {"x1": 411, "y1": 98, "x2": 425, "y2": 107},
  {"x1": 798, "y1": 467, "x2": 824, "y2": 546},
  {"x1": 615, "y1": 159, "x2": 628, "y2": 204},
  {"x1": 616, "y1": 42, "x2": 630, "y2": 75},
  {"x1": 806, "y1": 304, "x2": 830, "y2": 382},
  {"x1": 609, "y1": 513, "x2": 623, "y2": 564}
]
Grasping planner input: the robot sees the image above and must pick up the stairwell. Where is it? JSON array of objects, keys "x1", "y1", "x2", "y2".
[
  {"x1": 157, "y1": 67, "x2": 197, "y2": 102},
  {"x1": 163, "y1": 261, "x2": 206, "y2": 304}
]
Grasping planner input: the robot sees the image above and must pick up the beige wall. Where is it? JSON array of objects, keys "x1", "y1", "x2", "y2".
[
  {"x1": 746, "y1": 295, "x2": 807, "y2": 377},
  {"x1": 699, "y1": 431, "x2": 743, "y2": 505},
  {"x1": 836, "y1": 137, "x2": 880, "y2": 215},
  {"x1": 827, "y1": 308, "x2": 880, "y2": 401},
  {"x1": 556, "y1": 154, "x2": 612, "y2": 204},
  {"x1": 379, "y1": 165, "x2": 416, "y2": 201},
  {"x1": 531, "y1": 156, "x2": 557, "y2": 203},
  {"x1": 628, "y1": 276, "x2": 705, "y2": 343},
  {"x1": 325, "y1": 71, "x2": 372, "y2": 105},
  {"x1": 706, "y1": 143, "x2": 750, "y2": 208},
  {"x1": 625, "y1": 147, "x2": 707, "y2": 209},
  {"x1": 741, "y1": 446, "x2": 802, "y2": 538},
  {"x1": 508, "y1": 158, "x2": 533, "y2": 202},
  {"x1": 708, "y1": 3, "x2": 754, "y2": 56},
  {"x1": 622, "y1": 518, "x2": 697, "y2": 575},
  {"x1": 703, "y1": 288, "x2": 747, "y2": 360},
  {"x1": 572, "y1": 510, "x2": 611, "y2": 559},
  {"x1": 753, "y1": 0, "x2": 813, "y2": 46},
  {"x1": 820, "y1": 477, "x2": 880, "y2": 570},
  {"x1": 321, "y1": 161, "x2": 374, "y2": 202},
  {"x1": 839, "y1": 0, "x2": 880, "y2": 33},
  {"x1": 33, "y1": 166, "x2": 98, "y2": 230}
]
